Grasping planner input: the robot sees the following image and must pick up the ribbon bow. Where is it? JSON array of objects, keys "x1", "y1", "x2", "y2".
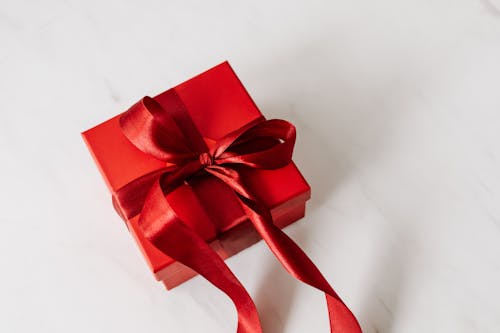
[{"x1": 117, "y1": 91, "x2": 361, "y2": 333}]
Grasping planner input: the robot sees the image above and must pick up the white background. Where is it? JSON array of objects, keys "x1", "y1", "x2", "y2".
[{"x1": 1, "y1": 0, "x2": 500, "y2": 332}]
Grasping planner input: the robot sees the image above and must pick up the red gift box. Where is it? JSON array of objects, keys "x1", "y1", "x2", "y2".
[
  {"x1": 82, "y1": 61, "x2": 311, "y2": 289},
  {"x1": 81, "y1": 61, "x2": 362, "y2": 333}
]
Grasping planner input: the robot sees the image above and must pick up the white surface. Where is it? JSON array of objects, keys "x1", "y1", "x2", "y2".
[{"x1": 1, "y1": 0, "x2": 500, "y2": 332}]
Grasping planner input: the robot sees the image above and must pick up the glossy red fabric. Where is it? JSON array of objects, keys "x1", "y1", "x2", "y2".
[{"x1": 117, "y1": 91, "x2": 362, "y2": 333}]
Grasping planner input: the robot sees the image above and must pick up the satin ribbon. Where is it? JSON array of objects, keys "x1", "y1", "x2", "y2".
[{"x1": 117, "y1": 90, "x2": 362, "y2": 333}]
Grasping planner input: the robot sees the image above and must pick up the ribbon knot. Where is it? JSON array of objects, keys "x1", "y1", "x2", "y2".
[
  {"x1": 116, "y1": 90, "x2": 361, "y2": 333},
  {"x1": 198, "y1": 152, "x2": 214, "y2": 167}
]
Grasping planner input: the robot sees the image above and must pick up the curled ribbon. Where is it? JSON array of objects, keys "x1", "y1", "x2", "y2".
[{"x1": 117, "y1": 90, "x2": 362, "y2": 333}]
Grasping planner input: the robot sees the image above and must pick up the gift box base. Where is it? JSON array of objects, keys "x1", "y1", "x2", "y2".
[{"x1": 150, "y1": 200, "x2": 307, "y2": 290}]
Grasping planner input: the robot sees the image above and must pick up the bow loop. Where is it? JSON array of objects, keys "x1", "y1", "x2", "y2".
[
  {"x1": 213, "y1": 119, "x2": 296, "y2": 170},
  {"x1": 120, "y1": 96, "x2": 201, "y2": 164}
]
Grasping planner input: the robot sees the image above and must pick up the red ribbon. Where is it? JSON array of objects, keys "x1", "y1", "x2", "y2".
[{"x1": 117, "y1": 90, "x2": 362, "y2": 333}]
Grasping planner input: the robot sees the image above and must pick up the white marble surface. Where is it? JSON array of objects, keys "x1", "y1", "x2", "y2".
[{"x1": 1, "y1": 0, "x2": 500, "y2": 332}]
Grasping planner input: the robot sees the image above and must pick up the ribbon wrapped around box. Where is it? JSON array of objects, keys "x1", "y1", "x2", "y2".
[{"x1": 82, "y1": 61, "x2": 361, "y2": 332}]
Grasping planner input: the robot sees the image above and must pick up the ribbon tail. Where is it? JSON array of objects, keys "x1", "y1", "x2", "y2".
[
  {"x1": 239, "y1": 196, "x2": 362, "y2": 333},
  {"x1": 206, "y1": 166, "x2": 361, "y2": 332},
  {"x1": 139, "y1": 181, "x2": 263, "y2": 333}
]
